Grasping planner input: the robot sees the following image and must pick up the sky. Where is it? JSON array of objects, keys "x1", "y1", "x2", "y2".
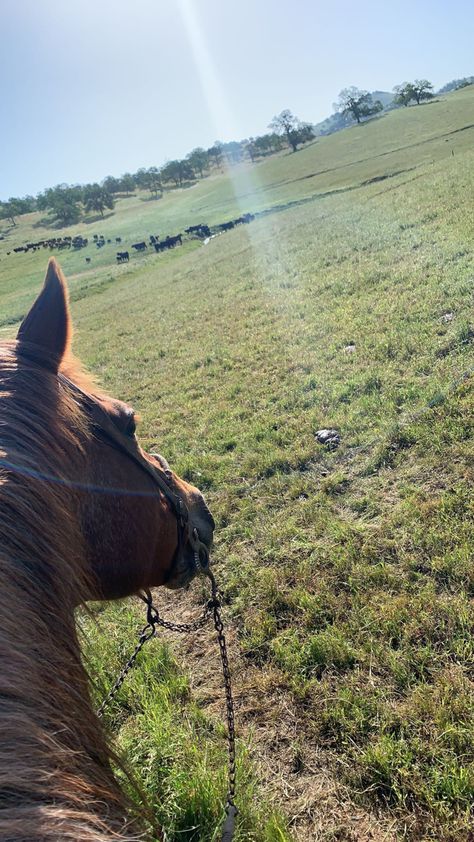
[{"x1": 1, "y1": 0, "x2": 473, "y2": 200}]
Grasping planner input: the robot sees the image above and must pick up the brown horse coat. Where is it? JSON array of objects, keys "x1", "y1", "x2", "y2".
[{"x1": 0, "y1": 259, "x2": 214, "y2": 840}]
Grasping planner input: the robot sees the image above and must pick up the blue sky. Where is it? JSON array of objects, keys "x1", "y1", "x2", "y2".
[{"x1": 1, "y1": 0, "x2": 473, "y2": 199}]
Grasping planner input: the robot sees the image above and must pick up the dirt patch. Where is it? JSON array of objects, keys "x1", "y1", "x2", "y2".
[{"x1": 151, "y1": 585, "x2": 399, "y2": 841}]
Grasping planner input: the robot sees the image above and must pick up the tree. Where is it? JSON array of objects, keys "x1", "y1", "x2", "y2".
[
  {"x1": 120, "y1": 173, "x2": 135, "y2": 195},
  {"x1": 0, "y1": 196, "x2": 36, "y2": 225},
  {"x1": 335, "y1": 88, "x2": 383, "y2": 124},
  {"x1": 222, "y1": 141, "x2": 244, "y2": 165},
  {"x1": 133, "y1": 167, "x2": 163, "y2": 197},
  {"x1": 161, "y1": 161, "x2": 180, "y2": 187},
  {"x1": 55, "y1": 196, "x2": 81, "y2": 225},
  {"x1": 102, "y1": 175, "x2": 121, "y2": 195},
  {"x1": 133, "y1": 168, "x2": 149, "y2": 191},
  {"x1": 243, "y1": 132, "x2": 286, "y2": 161},
  {"x1": 83, "y1": 184, "x2": 114, "y2": 218},
  {"x1": 243, "y1": 139, "x2": 257, "y2": 162},
  {"x1": 207, "y1": 143, "x2": 224, "y2": 168},
  {"x1": 393, "y1": 80, "x2": 434, "y2": 107},
  {"x1": 254, "y1": 133, "x2": 285, "y2": 156},
  {"x1": 36, "y1": 189, "x2": 53, "y2": 212},
  {"x1": 144, "y1": 167, "x2": 163, "y2": 198},
  {"x1": 437, "y1": 76, "x2": 474, "y2": 94},
  {"x1": 456, "y1": 78, "x2": 474, "y2": 90},
  {"x1": 393, "y1": 83, "x2": 414, "y2": 107},
  {"x1": 21, "y1": 195, "x2": 36, "y2": 213},
  {"x1": 186, "y1": 147, "x2": 209, "y2": 178},
  {"x1": 177, "y1": 159, "x2": 194, "y2": 185},
  {"x1": 292, "y1": 122, "x2": 315, "y2": 145},
  {"x1": 161, "y1": 159, "x2": 194, "y2": 188},
  {"x1": 37, "y1": 185, "x2": 82, "y2": 225},
  {"x1": 268, "y1": 109, "x2": 301, "y2": 152},
  {"x1": 0, "y1": 201, "x2": 18, "y2": 226},
  {"x1": 410, "y1": 79, "x2": 434, "y2": 104}
]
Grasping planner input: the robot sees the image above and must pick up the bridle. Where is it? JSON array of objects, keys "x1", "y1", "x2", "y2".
[{"x1": 57, "y1": 371, "x2": 213, "y2": 582}]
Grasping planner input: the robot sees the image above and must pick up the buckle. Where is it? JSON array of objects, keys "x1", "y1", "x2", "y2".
[{"x1": 176, "y1": 498, "x2": 189, "y2": 525}]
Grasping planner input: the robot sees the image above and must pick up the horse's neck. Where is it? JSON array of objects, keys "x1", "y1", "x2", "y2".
[
  {"x1": 0, "y1": 560, "x2": 134, "y2": 841},
  {"x1": 0, "y1": 508, "x2": 133, "y2": 839}
]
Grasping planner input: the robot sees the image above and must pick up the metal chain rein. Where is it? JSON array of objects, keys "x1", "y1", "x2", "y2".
[{"x1": 97, "y1": 571, "x2": 237, "y2": 841}]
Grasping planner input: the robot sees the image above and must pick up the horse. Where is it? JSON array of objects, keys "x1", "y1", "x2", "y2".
[{"x1": 0, "y1": 258, "x2": 214, "y2": 840}]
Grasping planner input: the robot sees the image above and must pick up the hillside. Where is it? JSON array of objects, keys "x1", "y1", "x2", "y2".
[
  {"x1": 370, "y1": 89, "x2": 394, "y2": 106},
  {"x1": 1, "y1": 85, "x2": 474, "y2": 841}
]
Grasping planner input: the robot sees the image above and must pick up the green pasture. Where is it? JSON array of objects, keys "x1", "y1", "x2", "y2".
[{"x1": 1, "y1": 86, "x2": 473, "y2": 840}]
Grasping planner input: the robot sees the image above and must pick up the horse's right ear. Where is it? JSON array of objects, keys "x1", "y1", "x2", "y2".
[{"x1": 17, "y1": 258, "x2": 72, "y2": 370}]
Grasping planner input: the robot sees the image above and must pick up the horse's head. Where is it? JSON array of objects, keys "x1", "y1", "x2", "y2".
[{"x1": 14, "y1": 258, "x2": 214, "y2": 601}]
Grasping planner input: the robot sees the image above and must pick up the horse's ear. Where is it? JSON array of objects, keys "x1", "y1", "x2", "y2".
[{"x1": 17, "y1": 258, "x2": 72, "y2": 369}]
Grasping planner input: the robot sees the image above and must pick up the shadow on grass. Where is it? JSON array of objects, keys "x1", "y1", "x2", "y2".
[
  {"x1": 138, "y1": 193, "x2": 164, "y2": 203},
  {"x1": 83, "y1": 212, "x2": 115, "y2": 225},
  {"x1": 32, "y1": 216, "x2": 59, "y2": 230}
]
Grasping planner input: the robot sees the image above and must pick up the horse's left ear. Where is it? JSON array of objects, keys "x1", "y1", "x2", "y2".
[{"x1": 17, "y1": 258, "x2": 72, "y2": 369}]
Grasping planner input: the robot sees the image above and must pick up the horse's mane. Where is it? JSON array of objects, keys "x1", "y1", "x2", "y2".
[
  {"x1": 0, "y1": 341, "x2": 144, "y2": 841},
  {"x1": 61, "y1": 348, "x2": 101, "y2": 395}
]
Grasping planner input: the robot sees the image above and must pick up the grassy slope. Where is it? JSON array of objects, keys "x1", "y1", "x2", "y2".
[{"x1": 1, "y1": 87, "x2": 473, "y2": 840}]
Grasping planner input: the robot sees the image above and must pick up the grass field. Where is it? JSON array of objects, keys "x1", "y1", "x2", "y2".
[{"x1": 1, "y1": 86, "x2": 474, "y2": 841}]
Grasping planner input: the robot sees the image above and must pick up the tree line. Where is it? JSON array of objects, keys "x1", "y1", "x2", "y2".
[
  {"x1": 335, "y1": 79, "x2": 437, "y2": 124},
  {"x1": 0, "y1": 119, "x2": 316, "y2": 226},
  {"x1": 1, "y1": 75, "x2": 467, "y2": 228}
]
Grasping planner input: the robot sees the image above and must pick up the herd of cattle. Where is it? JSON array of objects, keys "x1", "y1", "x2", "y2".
[{"x1": 5, "y1": 212, "x2": 256, "y2": 264}]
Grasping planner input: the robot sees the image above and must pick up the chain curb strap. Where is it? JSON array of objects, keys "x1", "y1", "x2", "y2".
[{"x1": 97, "y1": 570, "x2": 237, "y2": 841}]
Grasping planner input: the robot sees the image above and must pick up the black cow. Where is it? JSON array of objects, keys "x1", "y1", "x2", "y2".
[
  {"x1": 155, "y1": 234, "x2": 182, "y2": 252},
  {"x1": 116, "y1": 251, "x2": 129, "y2": 263},
  {"x1": 131, "y1": 242, "x2": 147, "y2": 251},
  {"x1": 185, "y1": 224, "x2": 210, "y2": 238},
  {"x1": 115, "y1": 237, "x2": 122, "y2": 243}
]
